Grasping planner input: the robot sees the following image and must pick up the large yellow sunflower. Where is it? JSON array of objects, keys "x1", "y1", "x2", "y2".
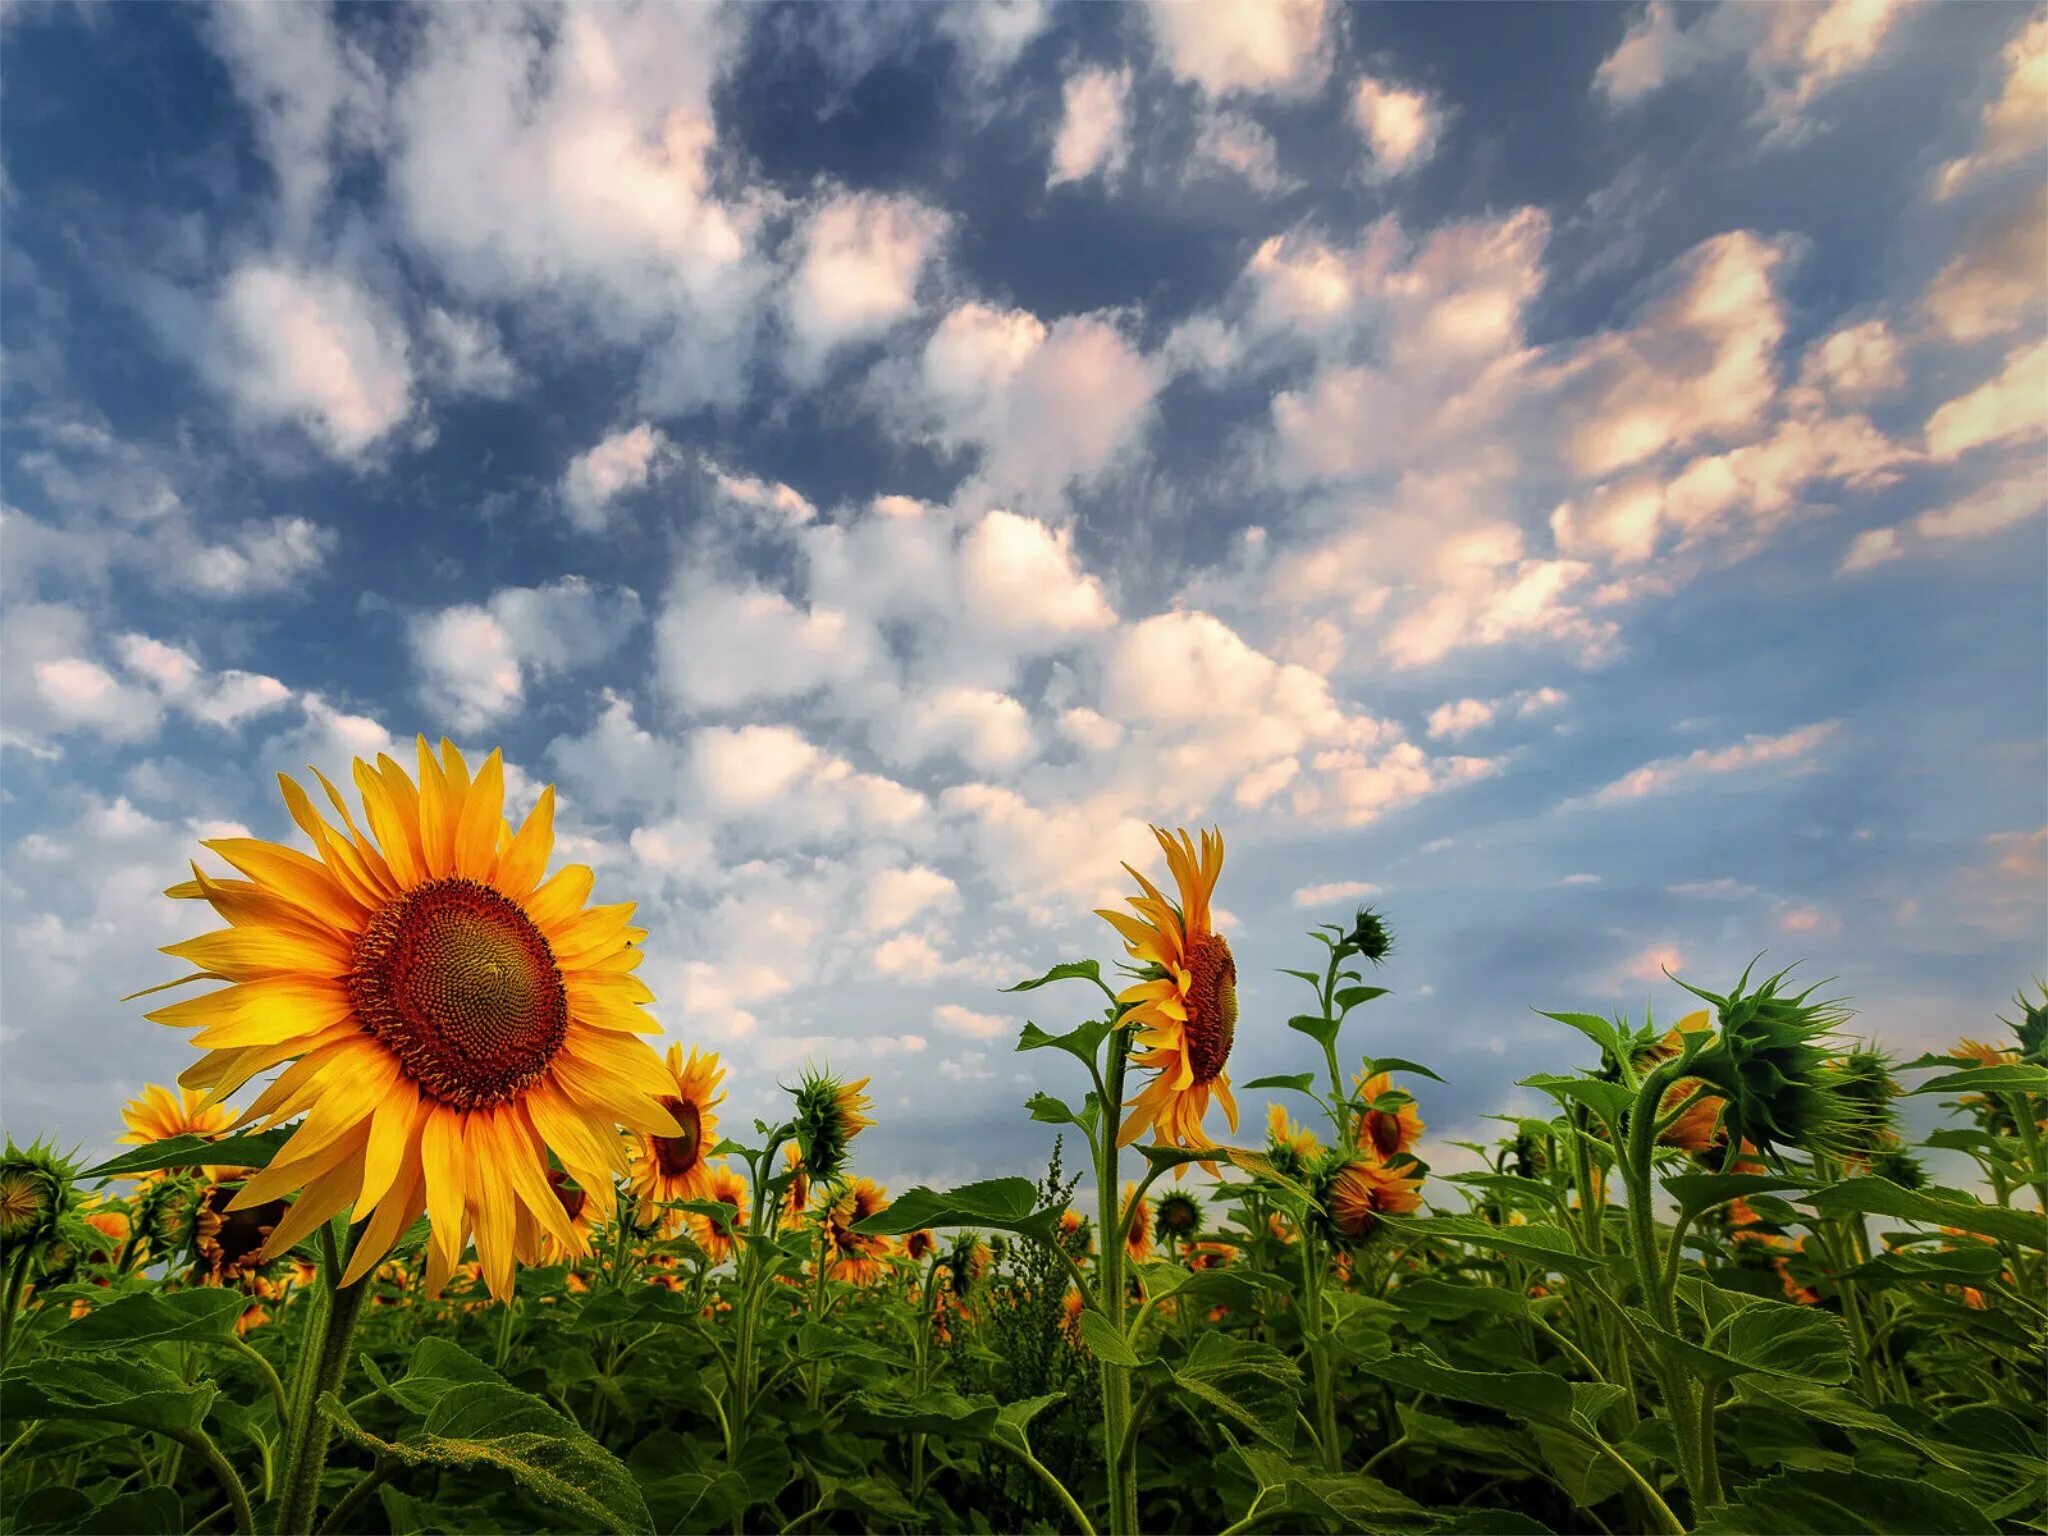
[
  {"x1": 146, "y1": 738, "x2": 677, "y2": 1300},
  {"x1": 629, "y1": 1045, "x2": 724, "y2": 1231},
  {"x1": 1099, "y1": 827, "x2": 1239, "y2": 1153}
]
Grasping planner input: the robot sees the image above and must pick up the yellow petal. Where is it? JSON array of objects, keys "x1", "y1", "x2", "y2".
[
  {"x1": 454, "y1": 750, "x2": 504, "y2": 881},
  {"x1": 493, "y1": 786, "x2": 556, "y2": 901}
]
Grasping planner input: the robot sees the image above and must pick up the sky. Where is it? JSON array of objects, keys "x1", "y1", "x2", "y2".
[{"x1": 2, "y1": 0, "x2": 2043, "y2": 1201}]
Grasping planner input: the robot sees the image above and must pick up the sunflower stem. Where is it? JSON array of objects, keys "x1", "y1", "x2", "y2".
[
  {"x1": 1095, "y1": 1019, "x2": 1138, "y2": 1536},
  {"x1": 0, "y1": 1244, "x2": 33, "y2": 1371},
  {"x1": 273, "y1": 1222, "x2": 368, "y2": 1536}
]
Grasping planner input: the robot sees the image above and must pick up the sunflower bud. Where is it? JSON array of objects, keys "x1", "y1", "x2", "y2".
[
  {"x1": 1677, "y1": 965, "x2": 1861, "y2": 1160},
  {"x1": 1345, "y1": 905, "x2": 1395, "y2": 964},
  {"x1": 1511, "y1": 1131, "x2": 1550, "y2": 1180},
  {"x1": 791, "y1": 1068, "x2": 874, "y2": 1185},
  {"x1": 1869, "y1": 1139, "x2": 1926, "y2": 1190},
  {"x1": 2002, "y1": 983, "x2": 2048, "y2": 1067},
  {"x1": 1153, "y1": 1189, "x2": 1202, "y2": 1242},
  {"x1": 0, "y1": 1139, "x2": 77, "y2": 1262}
]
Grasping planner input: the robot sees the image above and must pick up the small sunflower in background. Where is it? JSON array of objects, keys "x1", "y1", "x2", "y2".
[
  {"x1": 781, "y1": 1144, "x2": 811, "y2": 1226},
  {"x1": 630, "y1": 1045, "x2": 726, "y2": 1232},
  {"x1": 1265, "y1": 1102, "x2": 1322, "y2": 1177},
  {"x1": 688, "y1": 1162, "x2": 749, "y2": 1266},
  {"x1": 820, "y1": 1177, "x2": 893, "y2": 1284},
  {"x1": 792, "y1": 1068, "x2": 875, "y2": 1183},
  {"x1": 904, "y1": 1228, "x2": 939, "y2": 1263},
  {"x1": 117, "y1": 1084, "x2": 233, "y2": 1180},
  {"x1": 145, "y1": 738, "x2": 679, "y2": 1300},
  {"x1": 540, "y1": 1167, "x2": 599, "y2": 1263},
  {"x1": 1154, "y1": 1188, "x2": 1202, "y2": 1246},
  {"x1": 1121, "y1": 1182, "x2": 1153, "y2": 1264},
  {"x1": 1100, "y1": 826, "x2": 1239, "y2": 1159}
]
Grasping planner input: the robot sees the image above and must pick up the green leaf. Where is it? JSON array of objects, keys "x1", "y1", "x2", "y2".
[
  {"x1": 322, "y1": 1385, "x2": 653, "y2": 1534},
  {"x1": 1517, "y1": 1073, "x2": 1633, "y2": 1125},
  {"x1": 1015, "y1": 1016, "x2": 1114, "y2": 1065},
  {"x1": 1353, "y1": 1348, "x2": 1575, "y2": 1427},
  {"x1": 1335, "y1": 985, "x2": 1390, "y2": 1013},
  {"x1": 1663, "y1": 1172, "x2": 1808, "y2": 1225},
  {"x1": 1390, "y1": 1277, "x2": 1542, "y2": 1324},
  {"x1": 850, "y1": 1177, "x2": 1062, "y2": 1244},
  {"x1": 80, "y1": 1129, "x2": 292, "y2": 1181},
  {"x1": 1024, "y1": 1091, "x2": 1100, "y2": 1133},
  {"x1": 1134, "y1": 1259, "x2": 1193, "y2": 1302},
  {"x1": 1633, "y1": 1299, "x2": 1850, "y2": 1383},
  {"x1": 1732, "y1": 1378, "x2": 1965, "y2": 1470},
  {"x1": 1241, "y1": 1072, "x2": 1319, "y2": 1095},
  {"x1": 1909, "y1": 1064, "x2": 2048, "y2": 1095},
  {"x1": 842, "y1": 1387, "x2": 1001, "y2": 1439},
  {"x1": 382, "y1": 1337, "x2": 514, "y2": 1416},
  {"x1": 988, "y1": 1393, "x2": 1065, "y2": 1460},
  {"x1": 1696, "y1": 1469, "x2": 1998, "y2": 1535},
  {"x1": 1804, "y1": 1177, "x2": 2048, "y2": 1251},
  {"x1": 1162, "y1": 1331, "x2": 1301, "y2": 1449},
  {"x1": 1287, "y1": 1013, "x2": 1341, "y2": 1050},
  {"x1": 1536, "y1": 1009, "x2": 1623, "y2": 1057},
  {"x1": 1361, "y1": 1056, "x2": 1446, "y2": 1083},
  {"x1": 1004, "y1": 960, "x2": 1107, "y2": 994},
  {"x1": 43, "y1": 1288, "x2": 249, "y2": 1350},
  {"x1": 1076, "y1": 1309, "x2": 1141, "y2": 1368},
  {"x1": 1841, "y1": 1244, "x2": 2005, "y2": 1284},
  {"x1": 0, "y1": 1356, "x2": 215, "y2": 1436},
  {"x1": 1380, "y1": 1215, "x2": 1599, "y2": 1276}
]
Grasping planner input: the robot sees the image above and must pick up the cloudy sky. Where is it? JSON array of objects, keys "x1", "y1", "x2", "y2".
[{"x1": 3, "y1": 1, "x2": 2042, "y2": 1196}]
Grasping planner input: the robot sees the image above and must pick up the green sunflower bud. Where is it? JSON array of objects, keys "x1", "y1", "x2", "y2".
[
  {"x1": 1153, "y1": 1189, "x2": 1203, "y2": 1242},
  {"x1": 2002, "y1": 982, "x2": 2048, "y2": 1067},
  {"x1": 1345, "y1": 905, "x2": 1395, "y2": 964},
  {"x1": 790, "y1": 1067, "x2": 873, "y2": 1185},
  {"x1": 1675, "y1": 963, "x2": 1859, "y2": 1161},
  {"x1": 0, "y1": 1138, "x2": 78, "y2": 1262}
]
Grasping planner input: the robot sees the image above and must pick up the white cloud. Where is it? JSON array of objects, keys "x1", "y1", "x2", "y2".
[
  {"x1": 656, "y1": 574, "x2": 878, "y2": 713},
  {"x1": 1923, "y1": 185, "x2": 2048, "y2": 342},
  {"x1": 561, "y1": 423, "x2": 674, "y2": 533},
  {"x1": 938, "y1": 0, "x2": 1052, "y2": 82},
  {"x1": 785, "y1": 191, "x2": 947, "y2": 375},
  {"x1": 183, "y1": 517, "x2": 338, "y2": 596},
  {"x1": 410, "y1": 576, "x2": 642, "y2": 731},
  {"x1": 1935, "y1": 13, "x2": 2046, "y2": 197},
  {"x1": 865, "y1": 866, "x2": 960, "y2": 932},
  {"x1": 1842, "y1": 472, "x2": 2047, "y2": 571},
  {"x1": 933, "y1": 1002, "x2": 1012, "y2": 1040},
  {"x1": 1292, "y1": 879, "x2": 1378, "y2": 908},
  {"x1": 1925, "y1": 339, "x2": 2048, "y2": 460},
  {"x1": 1147, "y1": 0, "x2": 1328, "y2": 98},
  {"x1": 906, "y1": 302, "x2": 1165, "y2": 505},
  {"x1": 889, "y1": 686, "x2": 1038, "y2": 772},
  {"x1": 1190, "y1": 108, "x2": 1292, "y2": 193},
  {"x1": 1590, "y1": 721, "x2": 1838, "y2": 805},
  {"x1": 1427, "y1": 698, "x2": 1495, "y2": 740},
  {"x1": 1049, "y1": 66, "x2": 1132, "y2": 187},
  {"x1": 422, "y1": 307, "x2": 520, "y2": 398},
  {"x1": 202, "y1": 261, "x2": 415, "y2": 458},
  {"x1": 1352, "y1": 77, "x2": 1442, "y2": 177},
  {"x1": 705, "y1": 460, "x2": 818, "y2": 528}
]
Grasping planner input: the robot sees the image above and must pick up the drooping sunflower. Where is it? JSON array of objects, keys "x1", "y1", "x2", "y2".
[
  {"x1": 1353, "y1": 1071, "x2": 1425, "y2": 1160},
  {"x1": 687, "y1": 1162, "x2": 749, "y2": 1266},
  {"x1": 629, "y1": 1045, "x2": 725, "y2": 1230},
  {"x1": 146, "y1": 738, "x2": 678, "y2": 1300},
  {"x1": 1318, "y1": 1155, "x2": 1424, "y2": 1244},
  {"x1": 820, "y1": 1176, "x2": 893, "y2": 1284},
  {"x1": 1100, "y1": 826, "x2": 1238, "y2": 1154}
]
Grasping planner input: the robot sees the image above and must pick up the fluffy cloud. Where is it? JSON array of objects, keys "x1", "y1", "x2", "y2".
[
  {"x1": 1924, "y1": 339, "x2": 2048, "y2": 461},
  {"x1": 1935, "y1": 13, "x2": 2046, "y2": 197},
  {"x1": 1292, "y1": 879, "x2": 1378, "y2": 908},
  {"x1": 411, "y1": 577, "x2": 642, "y2": 730},
  {"x1": 1147, "y1": 0, "x2": 1327, "y2": 98},
  {"x1": 561, "y1": 423, "x2": 674, "y2": 533},
  {"x1": 905, "y1": 302, "x2": 1165, "y2": 504},
  {"x1": 1353, "y1": 77, "x2": 1443, "y2": 177},
  {"x1": 421, "y1": 307, "x2": 520, "y2": 397},
  {"x1": 1048, "y1": 66, "x2": 1132, "y2": 187},
  {"x1": 1842, "y1": 473, "x2": 2046, "y2": 572},
  {"x1": 1922, "y1": 187, "x2": 2048, "y2": 343},
  {"x1": 656, "y1": 574, "x2": 877, "y2": 713},
  {"x1": 785, "y1": 192, "x2": 948, "y2": 375},
  {"x1": 200, "y1": 261, "x2": 415, "y2": 458},
  {"x1": 1190, "y1": 108, "x2": 1292, "y2": 193}
]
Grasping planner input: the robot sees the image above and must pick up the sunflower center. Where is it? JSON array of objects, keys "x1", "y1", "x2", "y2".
[
  {"x1": 1182, "y1": 932, "x2": 1238, "y2": 1084},
  {"x1": 651, "y1": 1097, "x2": 704, "y2": 1178},
  {"x1": 349, "y1": 877, "x2": 568, "y2": 1109}
]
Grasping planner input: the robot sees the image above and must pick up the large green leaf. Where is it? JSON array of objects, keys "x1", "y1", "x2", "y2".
[
  {"x1": 1517, "y1": 1074, "x2": 1634, "y2": 1125},
  {"x1": 321, "y1": 1385, "x2": 652, "y2": 1534},
  {"x1": 1804, "y1": 1178, "x2": 2048, "y2": 1250},
  {"x1": 1696, "y1": 1469, "x2": 1998, "y2": 1535},
  {"x1": 841, "y1": 1387, "x2": 1001, "y2": 1439},
  {"x1": 80, "y1": 1129, "x2": 292, "y2": 1181},
  {"x1": 380, "y1": 1336, "x2": 510, "y2": 1416},
  {"x1": 850, "y1": 1177, "x2": 1063, "y2": 1244},
  {"x1": 1663, "y1": 1172, "x2": 1808, "y2": 1225},
  {"x1": 1842, "y1": 1244, "x2": 2005, "y2": 1284},
  {"x1": 1732, "y1": 1378, "x2": 1964, "y2": 1469},
  {"x1": 1158, "y1": 1331, "x2": 1301, "y2": 1449},
  {"x1": 1004, "y1": 959, "x2": 1109, "y2": 995},
  {"x1": 1352, "y1": 1348, "x2": 1576, "y2": 1428},
  {"x1": 987, "y1": 1394, "x2": 1065, "y2": 1461},
  {"x1": 1287, "y1": 1013, "x2": 1341, "y2": 1050},
  {"x1": 1077, "y1": 1309, "x2": 1141, "y2": 1368},
  {"x1": 1633, "y1": 1299, "x2": 1850, "y2": 1383},
  {"x1": 43, "y1": 1288, "x2": 249, "y2": 1350},
  {"x1": 1380, "y1": 1215, "x2": 1598, "y2": 1276},
  {"x1": 0, "y1": 1357, "x2": 215, "y2": 1436}
]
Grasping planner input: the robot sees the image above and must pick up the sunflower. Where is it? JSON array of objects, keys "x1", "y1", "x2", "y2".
[
  {"x1": 120, "y1": 1084, "x2": 233, "y2": 1152},
  {"x1": 540, "y1": 1166, "x2": 599, "y2": 1263},
  {"x1": 1101, "y1": 827, "x2": 1238, "y2": 1156},
  {"x1": 821, "y1": 1177, "x2": 893, "y2": 1284},
  {"x1": 1059, "y1": 1287, "x2": 1086, "y2": 1344},
  {"x1": 1154, "y1": 1188, "x2": 1202, "y2": 1244},
  {"x1": 146, "y1": 738, "x2": 678, "y2": 1301},
  {"x1": 1655, "y1": 1077, "x2": 1724, "y2": 1155},
  {"x1": 688, "y1": 1162, "x2": 749, "y2": 1266},
  {"x1": 904, "y1": 1228, "x2": 939, "y2": 1263},
  {"x1": 629, "y1": 1045, "x2": 725, "y2": 1233},
  {"x1": 1353, "y1": 1071, "x2": 1425, "y2": 1160},
  {"x1": 1121, "y1": 1182, "x2": 1153, "y2": 1264},
  {"x1": 1320, "y1": 1155, "x2": 1424, "y2": 1243},
  {"x1": 792, "y1": 1069, "x2": 875, "y2": 1183},
  {"x1": 1265, "y1": 1102, "x2": 1322, "y2": 1176},
  {"x1": 781, "y1": 1143, "x2": 811, "y2": 1225}
]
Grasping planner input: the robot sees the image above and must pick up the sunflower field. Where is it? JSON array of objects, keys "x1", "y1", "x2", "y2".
[{"x1": 1, "y1": 740, "x2": 2043, "y2": 1536}]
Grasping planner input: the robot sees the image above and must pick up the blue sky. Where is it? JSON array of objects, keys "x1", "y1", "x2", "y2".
[{"x1": 3, "y1": 0, "x2": 2042, "y2": 1197}]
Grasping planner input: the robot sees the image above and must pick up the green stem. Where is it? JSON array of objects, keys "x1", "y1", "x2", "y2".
[
  {"x1": 169, "y1": 1427, "x2": 255, "y2": 1536},
  {"x1": 993, "y1": 1438, "x2": 1096, "y2": 1536},
  {"x1": 1589, "y1": 1434, "x2": 1684, "y2": 1536},
  {"x1": 1097, "y1": 1020, "x2": 1137, "y2": 1536},
  {"x1": 1697, "y1": 1379, "x2": 1723, "y2": 1508},
  {"x1": 0, "y1": 1244, "x2": 33, "y2": 1370},
  {"x1": 311, "y1": 1461, "x2": 391, "y2": 1536},
  {"x1": 273, "y1": 1225, "x2": 369, "y2": 1535},
  {"x1": 226, "y1": 1336, "x2": 291, "y2": 1430}
]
